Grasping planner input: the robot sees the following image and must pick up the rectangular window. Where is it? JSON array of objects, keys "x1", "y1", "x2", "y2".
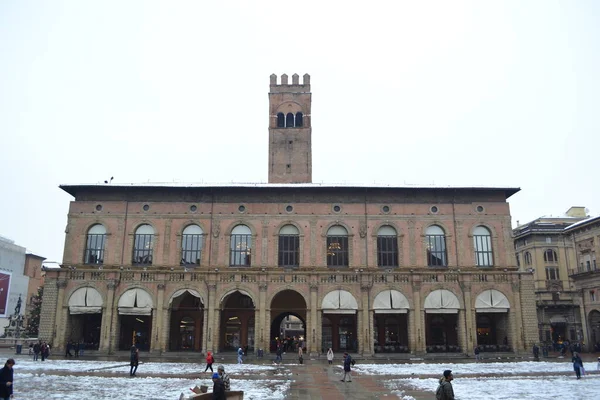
[
  {"x1": 590, "y1": 291, "x2": 596, "y2": 302},
  {"x1": 516, "y1": 254, "x2": 520, "y2": 267},
  {"x1": 546, "y1": 237, "x2": 552, "y2": 243},
  {"x1": 377, "y1": 236, "x2": 398, "y2": 267},
  {"x1": 586, "y1": 260, "x2": 591, "y2": 271},
  {"x1": 426, "y1": 235, "x2": 447, "y2": 267},
  {"x1": 181, "y1": 234, "x2": 203, "y2": 265},
  {"x1": 278, "y1": 235, "x2": 300, "y2": 267},
  {"x1": 133, "y1": 234, "x2": 153, "y2": 265},
  {"x1": 230, "y1": 234, "x2": 252, "y2": 266},
  {"x1": 545, "y1": 267, "x2": 559, "y2": 280},
  {"x1": 474, "y1": 235, "x2": 494, "y2": 266},
  {"x1": 84, "y1": 234, "x2": 106, "y2": 264},
  {"x1": 327, "y1": 236, "x2": 349, "y2": 267}
]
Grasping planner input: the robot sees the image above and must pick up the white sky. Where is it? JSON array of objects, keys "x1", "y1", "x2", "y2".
[{"x1": 1, "y1": 1, "x2": 599, "y2": 262}]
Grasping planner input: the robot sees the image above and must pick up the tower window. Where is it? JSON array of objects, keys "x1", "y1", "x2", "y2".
[
  {"x1": 277, "y1": 113, "x2": 285, "y2": 128},
  {"x1": 286, "y1": 113, "x2": 294, "y2": 127},
  {"x1": 295, "y1": 112, "x2": 303, "y2": 127}
]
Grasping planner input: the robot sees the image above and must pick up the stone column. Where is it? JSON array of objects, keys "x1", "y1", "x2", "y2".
[
  {"x1": 461, "y1": 280, "x2": 474, "y2": 355},
  {"x1": 309, "y1": 283, "x2": 318, "y2": 355},
  {"x1": 207, "y1": 284, "x2": 217, "y2": 353},
  {"x1": 54, "y1": 279, "x2": 68, "y2": 351},
  {"x1": 259, "y1": 283, "x2": 268, "y2": 354},
  {"x1": 577, "y1": 291, "x2": 590, "y2": 351},
  {"x1": 202, "y1": 308, "x2": 209, "y2": 354},
  {"x1": 152, "y1": 284, "x2": 165, "y2": 353},
  {"x1": 411, "y1": 280, "x2": 424, "y2": 353},
  {"x1": 511, "y1": 281, "x2": 525, "y2": 351},
  {"x1": 100, "y1": 279, "x2": 117, "y2": 352},
  {"x1": 360, "y1": 283, "x2": 372, "y2": 355},
  {"x1": 457, "y1": 310, "x2": 467, "y2": 355}
]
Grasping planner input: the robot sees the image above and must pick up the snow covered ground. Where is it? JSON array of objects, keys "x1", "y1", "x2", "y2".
[
  {"x1": 13, "y1": 359, "x2": 292, "y2": 400},
  {"x1": 349, "y1": 361, "x2": 598, "y2": 399},
  {"x1": 9, "y1": 358, "x2": 599, "y2": 399},
  {"x1": 384, "y1": 375, "x2": 597, "y2": 400},
  {"x1": 351, "y1": 360, "x2": 598, "y2": 376}
]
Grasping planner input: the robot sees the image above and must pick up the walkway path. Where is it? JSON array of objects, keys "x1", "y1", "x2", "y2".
[{"x1": 285, "y1": 363, "x2": 432, "y2": 400}]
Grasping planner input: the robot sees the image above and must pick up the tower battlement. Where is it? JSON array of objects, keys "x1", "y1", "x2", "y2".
[{"x1": 270, "y1": 73, "x2": 310, "y2": 92}]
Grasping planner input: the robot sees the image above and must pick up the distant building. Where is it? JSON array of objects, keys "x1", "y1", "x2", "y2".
[
  {"x1": 513, "y1": 206, "x2": 600, "y2": 350},
  {"x1": 564, "y1": 215, "x2": 600, "y2": 350},
  {"x1": 39, "y1": 74, "x2": 538, "y2": 356},
  {"x1": 0, "y1": 236, "x2": 43, "y2": 332}
]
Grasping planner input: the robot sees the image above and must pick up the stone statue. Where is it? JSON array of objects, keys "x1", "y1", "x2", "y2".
[{"x1": 14, "y1": 295, "x2": 21, "y2": 315}]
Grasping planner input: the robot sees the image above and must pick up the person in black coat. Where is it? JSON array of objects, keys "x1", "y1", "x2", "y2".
[
  {"x1": 130, "y1": 345, "x2": 139, "y2": 376},
  {"x1": 211, "y1": 372, "x2": 226, "y2": 400},
  {"x1": 0, "y1": 358, "x2": 15, "y2": 400}
]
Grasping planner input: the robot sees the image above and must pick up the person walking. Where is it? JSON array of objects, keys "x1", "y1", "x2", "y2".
[
  {"x1": 572, "y1": 351, "x2": 583, "y2": 379},
  {"x1": 298, "y1": 346, "x2": 303, "y2": 364},
  {"x1": 237, "y1": 347, "x2": 243, "y2": 364},
  {"x1": 435, "y1": 369, "x2": 454, "y2": 400},
  {"x1": 340, "y1": 352, "x2": 352, "y2": 382},
  {"x1": 211, "y1": 372, "x2": 226, "y2": 400},
  {"x1": 532, "y1": 343, "x2": 540, "y2": 360},
  {"x1": 327, "y1": 348, "x2": 334, "y2": 365},
  {"x1": 204, "y1": 351, "x2": 214, "y2": 373},
  {"x1": 0, "y1": 358, "x2": 15, "y2": 400},
  {"x1": 129, "y1": 345, "x2": 139, "y2": 376},
  {"x1": 33, "y1": 342, "x2": 40, "y2": 361},
  {"x1": 474, "y1": 346, "x2": 480, "y2": 361},
  {"x1": 217, "y1": 365, "x2": 230, "y2": 391},
  {"x1": 275, "y1": 345, "x2": 283, "y2": 364}
]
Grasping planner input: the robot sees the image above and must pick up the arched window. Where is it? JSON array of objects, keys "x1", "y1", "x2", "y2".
[
  {"x1": 277, "y1": 112, "x2": 285, "y2": 128},
  {"x1": 181, "y1": 225, "x2": 203, "y2": 265},
  {"x1": 295, "y1": 112, "x2": 303, "y2": 127},
  {"x1": 544, "y1": 249, "x2": 558, "y2": 263},
  {"x1": 133, "y1": 224, "x2": 154, "y2": 265},
  {"x1": 426, "y1": 225, "x2": 447, "y2": 267},
  {"x1": 84, "y1": 224, "x2": 106, "y2": 264},
  {"x1": 473, "y1": 226, "x2": 493, "y2": 267},
  {"x1": 327, "y1": 225, "x2": 348, "y2": 267},
  {"x1": 524, "y1": 251, "x2": 532, "y2": 265},
  {"x1": 278, "y1": 224, "x2": 299, "y2": 267},
  {"x1": 230, "y1": 225, "x2": 252, "y2": 266},
  {"x1": 377, "y1": 225, "x2": 398, "y2": 267},
  {"x1": 286, "y1": 112, "x2": 294, "y2": 128}
]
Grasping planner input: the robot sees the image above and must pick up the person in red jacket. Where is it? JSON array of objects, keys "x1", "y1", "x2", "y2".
[{"x1": 204, "y1": 351, "x2": 215, "y2": 373}]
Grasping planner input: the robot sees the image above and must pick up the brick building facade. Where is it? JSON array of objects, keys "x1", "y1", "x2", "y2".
[{"x1": 39, "y1": 75, "x2": 538, "y2": 356}]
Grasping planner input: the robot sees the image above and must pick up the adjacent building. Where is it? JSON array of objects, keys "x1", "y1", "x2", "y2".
[
  {"x1": 565, "y1": 215, "x2": 600, "y2": 350},
  {"x1": 39, "y1": 74, "x2": 538, "y2": 356},
  {"x1": 0, "y1": 236, "x2": 44, "y2": 332}
]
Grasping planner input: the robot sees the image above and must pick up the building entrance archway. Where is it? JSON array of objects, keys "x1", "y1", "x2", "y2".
[
  {"x1": 270, "y1": 290, "x2": 307, "y2": 352},
  {"x1": 169, "y1": 289, "x2": 204, "y2": 351},
  {"x1": 220, "y1": 290, "x2": 255, "y2": 352}
]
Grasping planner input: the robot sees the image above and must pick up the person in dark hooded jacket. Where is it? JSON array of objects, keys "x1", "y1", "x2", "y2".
[
  {"x1": 0, "y1": 358, "x2": 15, "y2": 400},
  {"x1": 435, "y1": 369, "x2": 454, "y2": 400}
]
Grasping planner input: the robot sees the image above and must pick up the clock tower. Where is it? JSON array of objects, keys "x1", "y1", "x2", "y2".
[{"x1": 268, "y1": 73, "x2": 312, "y2": 184}]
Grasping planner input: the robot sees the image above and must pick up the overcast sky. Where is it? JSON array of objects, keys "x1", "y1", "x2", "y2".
[{"x1": 1, "y1": 1, "x2": 599, "y2": 262}]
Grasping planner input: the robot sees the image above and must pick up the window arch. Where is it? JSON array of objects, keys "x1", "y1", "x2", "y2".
[
  {"x1": 473, "y1": 226, "x2": 493, "y2": 267},
  {"x1": 133, "y1": 224, "x2": 154, "y2": 265},
  {"x1": 524, "y1": 251, "x2": 532, "y2": 265},
  {"x1": 327, "y1": 225, "x2": 348, "y2": 267},
  {"x1": 230, "y1": 225, "x2": 252, "y2": 266},
  {"x1": 278, "y1": 224, "x2": 299, "y2": 267},
  {"x1": 181, "y1": 225, "x2": 204, "y2": 265},
  {"x1": 277, "y1": 112, "x2": 285, "y2": 128},
  {"x1": 286, "y1": 113, "x2": 294, "y2": 128},
  {"x1": 377, "y1": 225, "x2": 398, "y2": 267},
  {"x1": 84, "y1": 224, "x2": 106, "y2": 264},
  {"x1": 295, "y1": 112, "x2": 303, "y2": 127},
  {"x1": 544, "y1": 249, "x2": 558, "y2": 263},
  {"x1": 426, "y1": 225, "x2": 447, "y2": 267}
]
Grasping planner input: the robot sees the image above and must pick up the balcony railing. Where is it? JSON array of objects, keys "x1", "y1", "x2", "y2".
[{"x1": 569, "y1": 266, "x2": 599, "y2": 276}]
